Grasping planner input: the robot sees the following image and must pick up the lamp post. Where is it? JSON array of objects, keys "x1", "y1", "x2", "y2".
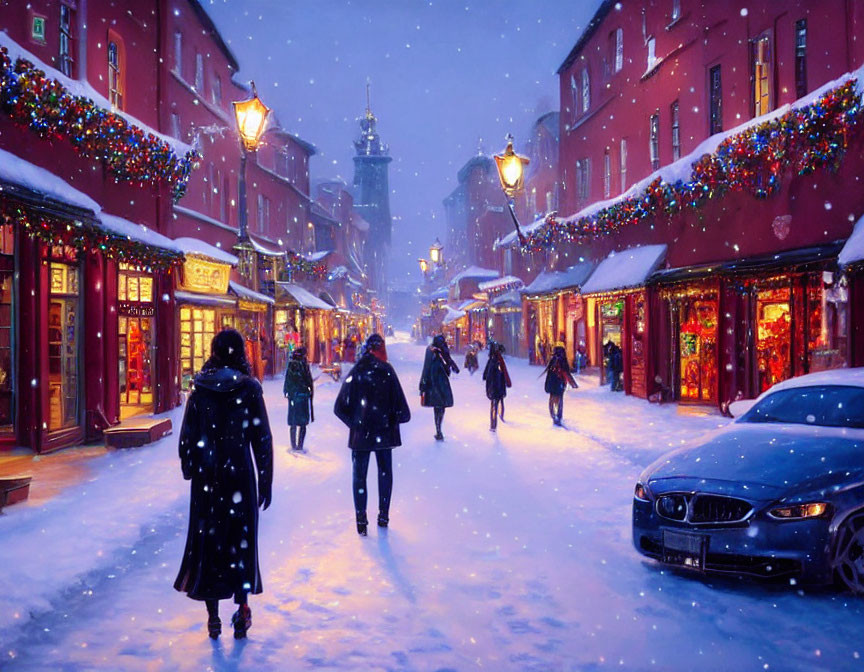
[
  {"x1": 418, "y1": 258, "x2": 429, "y2": 276},
  {"x1": 429, "y1": 238, "x2": 443, "y2": 267},
  {"x1": 232, "y1": 82, "x2": 271, "y2": 243},
  {"x1": 494, "y1": 134, "x2": 530, "y2": 245}
]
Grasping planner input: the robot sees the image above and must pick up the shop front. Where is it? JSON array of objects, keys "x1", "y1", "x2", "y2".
[
  {"x1": 175, "y1": 252, "x2": 237, "y2": 390},
  {"x1": 117, "y1": 265, "x2": 156, "y2": 420},
  {"x1": 274, "y1": 282, "x2": 334, "y2": 365},
  {"x1": 229, "y1": 281, "x2": 275, "y2": 381}
]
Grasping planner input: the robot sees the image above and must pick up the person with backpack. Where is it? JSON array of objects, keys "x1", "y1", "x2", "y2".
[
  {"x1": 283, "y1": 346, "x2": 314, "y2": 452},
  {"x1": 543, "y1": 342, "x2": 578, "y2": 426},
  {"x1": 482, "y1": 340, "x2": 511, "y2": 431},
  {"x1": 174, "y1": 329, "x2": 273, "y2": 640},
  {"x1": 464, "y1": 343, "x2": 479, "y2": 375},
  {"x1": 420, "y1": 333, "x2": 460, "y2": 441},
  {"x1": 334, "y1": 333, "x2": 411, "y2": 535}
]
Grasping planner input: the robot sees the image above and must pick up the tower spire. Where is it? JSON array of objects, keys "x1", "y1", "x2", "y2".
[{"x1": 365, "y1": 78, "x2": 373, "y2": 119}]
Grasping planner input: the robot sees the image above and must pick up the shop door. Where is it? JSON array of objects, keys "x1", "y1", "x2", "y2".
[
  {"x1": 48, "y1": 258, "x2": 81, "y2": 431},
  {"x1": 119, "y1": 316, "x2": 154, "y2": 418},
  {"x1": 0, "y1": 226, "x2": 14, "y2": 438},
  {"x1": 756, "y1": 288, "x2": 791, "y2": 393},
  {"x1": 599, "y1": 299, "x2": 623, "y2": 384},
  {"x1": 678, "y1": 299, "x2": 718, "y2": 402}
]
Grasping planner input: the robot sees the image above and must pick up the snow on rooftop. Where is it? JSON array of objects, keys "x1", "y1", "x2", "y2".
[
  {"x1": 522, "y1": 261, "x2": 595, "y2": 296},
  {"x1": 248, "y1": 237, "x2": 284, "y2": 256},
  {"x1": 581, "y1": 245, "x2": 667, "y2": 295},
  {"x1": 99, "y1": 214, "x2": 182, "y2": 254},
  {"x1": 839, "y1": 214, "x2": 864, "y2": 267},
  {"x1": 478, "y1": 275, "x2": 524, "y2": 292},
  {"x1": 449, "y1": 266, "x2": 499, "y2": 285},
  {"x1": 0, "y1": 30, "x2": 194, "y2": 157},
  {"x1": 0, "y1": 146, "x2": 100, "y2": 213},
  {"x1": 276, "y1": 282, "x2": 334, "y2": 310},
  {"x1": 495, "y1": 215, "x2": 548, "y2": 249},
  {"x1": 228, "y1": 280, "x2": 275, "y2": 305},
  {"x1": 305, "y1": 249, "x2": 332, "y2": 262},
  {"x1": 173, "y1": 237, "x2": 239, "y2": 265},
  {"x1": 441, "y1": 304, "x2": 466, "y2": 324}
]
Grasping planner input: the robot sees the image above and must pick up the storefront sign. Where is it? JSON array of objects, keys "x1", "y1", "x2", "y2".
[
  {"x1": 178, "y1": 256, "x2": 231, "y2": 295},
  {"x1": 238, "y1": 299, "x2": 268, "y2": 314},
  {"x1": 567, "y1": 294, "x2": 583, "y2": 322},
  {"x1": 118, "y1": 301, "x2": 155, "y2": 317}
]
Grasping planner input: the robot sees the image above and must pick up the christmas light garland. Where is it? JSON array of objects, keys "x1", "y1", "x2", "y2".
[
  {"x1": 524, "y1": 79, "x2": 863, "y2": 251},
  {"x1": 0, "y1": 48, "x2": 200, "y2": 201},
  {"x1": 1, "y1": 202, "x2": 183, "y2": 270},
  {"x1": 284, "y1": 250, "x2": 328, "y2": 280}
]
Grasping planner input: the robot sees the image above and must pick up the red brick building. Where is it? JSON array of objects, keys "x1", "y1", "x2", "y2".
[{"x1": 539, "y1": 0, "x2": 864, "y2": 407}]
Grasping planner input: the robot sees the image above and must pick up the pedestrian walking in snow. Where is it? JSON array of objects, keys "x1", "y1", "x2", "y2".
[
  {"x1": 464, "y1": 343, "x2": 479, "y2": 375},
  {"x1": 605, "y1": 340, "x2": 623, "y2": 392},
  {"x1": 283, "y1": 346, "x2": 314, "y2": 452},
  {"x1": 483, "y1": 340, "x2": 511, "y2": 431},
  {"x1": 174, "y1": 329, "x2": 273, "y2": 640},
  {"x1": 420, "y1": 333, "x2": 460, "y2": 440},
  {"x1": 334, "y1": 333, "x2": 411, "y2": 536},
  {"x1": 543, "y1": 343, "x2": 577, "y2": 426}
]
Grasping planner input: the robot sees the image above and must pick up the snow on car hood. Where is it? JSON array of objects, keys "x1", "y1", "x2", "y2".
[{"x1": 643, "y1": 423, "x2": 864, "y2": 496}]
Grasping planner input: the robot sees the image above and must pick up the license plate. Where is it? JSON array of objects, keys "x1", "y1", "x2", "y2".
[{"x1": 662, "y1": 530, "x2": 707, "y2": 570}]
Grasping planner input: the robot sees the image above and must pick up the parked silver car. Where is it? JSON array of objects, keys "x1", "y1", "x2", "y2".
[{"x1": 632, "y1": 368, "x2": 864, "y2": 591}]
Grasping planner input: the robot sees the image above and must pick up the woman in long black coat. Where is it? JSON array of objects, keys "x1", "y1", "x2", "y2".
[
  {"x1": 334, "y1": 333, "x2": 411, "y2": 535},
  {"x1": 174, "y1": 329, "x2": 273, "y2": 640},
  {"x1": 419, "y1": 333, "x2": 459, "y2": 441},
  {"x1": 483, "y1": 341, "x2": 511, "y2": 431},
  {"x1": 283, "y1": 346, "x2": 313, "y2": 451},
  {"x1": 543, "y1": 343, "x2": 578, "y2": 426}
]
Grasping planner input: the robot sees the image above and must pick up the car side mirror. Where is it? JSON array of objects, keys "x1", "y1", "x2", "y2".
[{"x1": 728, "y1": 399, "x2": 756, "y2": 418}]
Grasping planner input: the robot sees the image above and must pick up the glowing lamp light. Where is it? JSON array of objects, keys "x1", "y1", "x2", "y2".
[
  {"x1": 429, "y1": 238, "x2": 443, "y2": 265},
  {"x1": 494, "y1": 135, "x2": 530, "y2": 197},
  {"x1": 232, "y1": 82, "x2": 271, "y2": 151},
  {"x1": 418, "y1": 258, "x2": 429, "y2": 274}
]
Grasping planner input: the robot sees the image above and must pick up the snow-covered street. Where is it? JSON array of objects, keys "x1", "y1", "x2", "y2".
[{"x1": 1, "y1": 338, "x2": 863, "y2": 672}]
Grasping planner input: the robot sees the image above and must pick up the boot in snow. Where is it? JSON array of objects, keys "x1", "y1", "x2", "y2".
[
  {"x1": 377, "y1": 513, "x2": 389, "y2": 528},
  {"x1": 356, "y1": 512, "x2": 368, "y2": 536},
  {"x1": 207, "y1": 617, "x2": 221, "y2": 639},
  {"x1": 231, "y1": 604, "x2": 251, "y2": 639}
]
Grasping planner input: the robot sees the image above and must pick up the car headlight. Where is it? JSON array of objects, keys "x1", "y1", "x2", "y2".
[
  {"x1": 634, "y1": 482, "x2": 651, "y2": 502},
  {"x1": 768, "y1": 502, "x2": 830, "y2": 520}
]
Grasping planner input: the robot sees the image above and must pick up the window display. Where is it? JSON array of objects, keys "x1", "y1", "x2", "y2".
[
  {"x1": 0, "y1": 225, "x2": 13, "y2": 435},
  {"x1": 678, "y1": 298, "x2": 718, "y2": 402},
  {"x1": 48, "y1": 256, "x2": 80, "y2": 431},
  {"x1": 756, "y1": 287, "x2": 791, "y2": 393},
  {"x1": 180, "y1": 306, "x2": 217, "y2": 389},
  {"x1": 807, "y1": 272, "x2": 848, "y2": 372},
  {"x1": 118, "y1": 268, "x2": 155, "y2": 418}
]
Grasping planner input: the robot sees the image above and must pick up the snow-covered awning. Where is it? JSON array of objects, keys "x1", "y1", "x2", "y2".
[
  {"x1": 456, "y1": 299, "x2": 486, "y2": 312},
  {"x1": 449, "y1": 266, "x2": 499, "y2": 286},
  {"x1": 581, "y1": 245, "x2": 667, "y2": 295},
  {"x1": 478, "y1": 275, "x2": 524, "y2": 292},
  {"x1": 173, "y1": 237, "x2": 239, "y2": 265},
  {"x1": 521, "y1": 261, "x2": 595, "y2": 297},
  {"x1": 839, "y1": 215, "x2": 864, "y2": 268},
  {"x1": 99, "y1": 214, "x2": 182, "y2": 254},
  {"x1": 275, "y1": 282, "x2": 334, "y2": 310},
  {"x1": 248, "y1": 237, "x2": 284, "y2": 257},
  {"x1": 305, "y1": 250, "x2": 332, "y2": 262},
  {"x1": 491, "y1": 289, "x2": 523, "y2": 309},
  {"x1": 229, "y1": 281, "x2": 275, "y2": 305},
  {"x1": 0, "y1": 147, "x2": 100, "y2": 213},
  {"x1": 175, "y1": 290, "x2": 237, "y2": 307},
  {"x1": 441, "y1": 305, "x2": 467, "y2": 325}
]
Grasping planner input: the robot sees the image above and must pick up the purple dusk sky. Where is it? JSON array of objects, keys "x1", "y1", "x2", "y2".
[{"x1": 205, "y1": 0, "x2": 603, "y2": 283}]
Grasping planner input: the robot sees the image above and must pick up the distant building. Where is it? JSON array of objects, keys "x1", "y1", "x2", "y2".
[{"x1": 351, "y1": 91, "x2": 392, "y2": 295}]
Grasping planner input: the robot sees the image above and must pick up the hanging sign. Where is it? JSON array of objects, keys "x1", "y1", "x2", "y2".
[{"x1": 178, "y1": 256, "x2": 231, "y2": 294}]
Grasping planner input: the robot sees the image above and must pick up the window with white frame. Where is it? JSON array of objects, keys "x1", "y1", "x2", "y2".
[
  {"x1": 257, "y1": 195, "x2": 271, "y2": 234},
  {"x1": 173, "y1": 32, "x2": 183, "y2": 78},
  {"x1": 194, "y1": 52, "x2": 204, "y2": 91},
  {"x1": 671, "y1": 0, "x2": 681, "y2": 21},
  {"x1": 752, "y1": 34, "x2": 772, "y2": 116},
  {"x1": 647, "y1": 37, "x2": 656, "y2": 69},
  {"x1": 670, "y1": 100, "x2": 680, "y2": 160},
  {"x1": 212, "y1": 75, "x2": 222, "y2": 107},
  {"x1": 581, "y1": 67, "x2": 590, "y2": 112},
  {"x1": 170, "y1": 112, "x2": 181, "y2": 140},
  {"x1": 614, "y1": 28, "x2": 623, "y2": 72},
  {"x1": 620, "y1": 138, "x2": 628, "y2": 192},
  {"x1": 59, "y1": 4, "x2": 74, "y2": 77},
  {"x1": 107, "y1": 40, "x2": 123, "y2": 110},
  {"x1": 649, "y1": 113, "x2": 660, "y2": 170},
  {"x1": 576, "y1": 158, "x2": 591, "y2": 202},
  {"x1": 603, "y1": 149, "x2": 611, "y2": 198}
]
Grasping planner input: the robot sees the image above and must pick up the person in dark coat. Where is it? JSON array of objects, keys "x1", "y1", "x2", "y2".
[
  {"x1": 483, "y1": 340, "x2": 511, "y2": 431},
  {"x1": 420, "y1": 333, "x2": 460, "y2": 441},
  {"x1": 334, "y1": 333, "x2": 410, "y2": 535},
  {"x1": 464, "y1": 344, "x2": 479, "y2": 375},
  {"x1": 543, "y1": 343, "x2": 578, "y2": 426},
  {"x1": 174, "y1": 329, "x2": 273, "y2": 640},
  {"x1": 605, "y1": 340, "x2": 624, "y2": 391},
  {"x1": 283, "y1": 346, "x2": 313, "y2": 452}
]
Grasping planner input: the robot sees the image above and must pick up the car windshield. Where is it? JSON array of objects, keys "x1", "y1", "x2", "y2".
[{"x1": 741, "y1": 385, "x2": 864, "y2": 429}]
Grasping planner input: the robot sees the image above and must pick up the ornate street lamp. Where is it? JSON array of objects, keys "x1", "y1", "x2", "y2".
[
  {"x1": 418, "y1": 258, "x2": 429, "y2": 275},
  {"x1": 232, "y1": 82, "x2": 271, "y2": 243},
  {"x1": 494, "y1": 134, "x2": 530, "y2": 244},
  {"x1": 429, "y1": 238, "x2": 443, "y2": 266}
]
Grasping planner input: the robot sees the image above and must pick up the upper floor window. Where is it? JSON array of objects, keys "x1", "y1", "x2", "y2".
[
  {"x1": 570, "y1": 74, "x2": 579, "y2": 122},
  {"x1": 752, "y1": 35, "x2": 772, "y2": 116},
  {"x1": 603, "y1": 149, "x2": 611, "y2": 198},
  {"x1": 614, "y1": 28, "x2": 624, "y2": 72},
  {"x1": 576, "y1": 158, "x2": 591, "y2": 202},
  {"x1": 670, "y1": 100, "x2": 680, "y2": 160},
  {"x1": 212, "y1": 75, "x2": 222, "y2": 107},
  {"x1": 581, "y1": 68, "x2": 590, "y2": 113},
  {"x1": 646, "y1": 37, "x2": 656, "y2": 70},
  {"x1": 709, "y1": 64, "x2": 722, "y2": 134},
  {"x1": 173, "y1": 32, "x2": 183, "y2": 78},
  {"x1": 257, "y1": 195, "x2": 271, "y2": 234},
  {"x1": 795, "y1": 20, "x2": 807, "y2": 99},
  {"x1": 194, "y1": 52, "x2": 204, "y2": 91},
  {"x1": 528, "y1": 188, "x2": 537, "y2": 216},
  {"x1": 170, "y1": 112, "x2": 181, "y2": 140},
  {"x1": 649, "y1": 113, "x2": 660, "y2": 170},
  {"x1": 216, "y1": 169, "x2": 226, "y2": 223},
  {"x1": 620, "y1": 138, "x2": 628, "y2": 192},
  {"x1": 59, "y1": 4, "x2": 75, "y2": 77},
  {"x1": 671, "y1": 0, "x2": 681, "y2": 21},
  {"x1": 107, "y1": 36, "x2": 124, "y2": 110}
]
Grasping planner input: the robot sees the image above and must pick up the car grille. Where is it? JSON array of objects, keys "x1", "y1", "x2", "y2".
[
  {"x1": 655, "y1": 493, "x2": 753, "y2": 524},
  {"x1": 689, "y1": 494, "x2": 752, "y2": 523}
]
